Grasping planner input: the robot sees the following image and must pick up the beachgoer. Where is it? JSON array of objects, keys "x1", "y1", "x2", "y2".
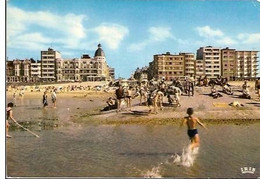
[
  {"x1": 167, "y1": 94, "x2": 174, "y2": 105},
  {"x1": 153, "y1": 90, "x2": 164, "y2": 113},
  {"x1": 255, "y1": 78, "x2": 260, "y2": 97},
  {"x1": 203, "y1": 76, "x2": 208, "y2": 87},
  {"x1": 181, "y1": 108, "x2": 207, "y2": 150},
  {"x1": 126, "y1": 86, "x2": 133, "y2": 110},
  {"x1": 242, "y1": 80, "x2": 248, "y2": 90},
  {"x1": 115, "y1": 85, "x2": 124, "y2": 112},
  {"x1": 51, "y1": 89, "x2": 57, "y2": 108},
  {"x1": 13, "y1": 91, "x2": 17, "y2": 105},
  {"x1": 174, "y1": 89, "x2": 181, "y2": 107},
  {"x1": 43, "y1": 91, "x2": 48, "y2": 108},
  {"x1": 103, "y1": 97, "x2": 117, "y2": 111},
  {"x1": 6, "y1": 102, "x2": 18, "y2": 138},
  {"x1": 139, "y1": 86, "x2": 147, "y2": 105},
  {"x1": 147, "y1": 92, "x2": 153, "y2": 113}
]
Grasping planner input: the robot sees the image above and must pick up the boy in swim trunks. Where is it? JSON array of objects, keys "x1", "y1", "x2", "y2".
[{"x1": 181, "y1": 108, "x2": 207, "y2": 150}]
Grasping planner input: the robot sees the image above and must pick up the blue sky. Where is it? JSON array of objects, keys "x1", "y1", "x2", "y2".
[{"x1": 6, "y1": 0, "x2": 260, "y2": 78}]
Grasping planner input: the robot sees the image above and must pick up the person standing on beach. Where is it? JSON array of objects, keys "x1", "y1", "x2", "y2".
[
  {"x1": 43, "y1": 91, "x2": 48, "y2": 108},
  {"x1": 126, "y1": 86, "x2": 133, "y2": 110},
  {"x1": 255, "y1": 78, "x2": 260, "y2": 97},
  {"x1": 180, "y1": 108, "x2": 207, "y2": 150},
  {"x1": 12, "y1": 91, "x2": 17, "y2": 105},
  {"x1": 6, "y1": 102, "x2": 18, "y2": 138},
  {"x1": 51, "y1": 89, "x2": 57, "y2": 108},
  {"x1": 115, "y1": 85, "x2": 124, "y2": 112}
]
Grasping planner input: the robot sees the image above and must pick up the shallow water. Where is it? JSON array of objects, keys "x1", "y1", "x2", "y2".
[{"x1": 6, "y1": 97, "x2": 260, "y2": 178}]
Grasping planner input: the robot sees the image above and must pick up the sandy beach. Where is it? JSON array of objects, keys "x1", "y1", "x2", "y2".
[{"x1": 7, "y1": 81, "x2": 260, "y2": 126}]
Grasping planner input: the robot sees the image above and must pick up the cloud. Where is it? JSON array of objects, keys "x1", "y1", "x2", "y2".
[
  {"x1": 128, "y1": 26, "x2": 174, "y2": 51},
  {"x1": 8, "y1": 33, "x2": 53, "y2": 50},
  {"x1": 148, "y1": 27, "x2": 174, "y2": 41},
  {"x1": 7, "y1": 5, "x2": 87, "y2": 50},
  {"x1": 92, "y1": 23, "x2": 129, "y2": 50},
  {"x1": 216, "y1": 37, "x2": 237, "y2": 45},
  {"x1": 195, "y1": 25, "x2": 239, "y2": 46},
  {"x1": 237, "y1": 33, "x2": 260, "y2": 44},
  {"x1": 7, "y1": 5, "x2": 129, "y2": 54},
  {"x1": 196, "y1": 25, "x2": 224, "y2": 38}
]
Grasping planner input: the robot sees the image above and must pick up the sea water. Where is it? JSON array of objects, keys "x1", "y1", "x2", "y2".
[{"x1": 6, "y1": 97, "x2": 260, "y2": 177}]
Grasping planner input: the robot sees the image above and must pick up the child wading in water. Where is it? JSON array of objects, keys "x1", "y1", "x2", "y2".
[
  {"x1": 43, "y1": 91, "x2": 48, "y2": 108},
  {"x1": 181, "y1": 108, "x2": 207, "y2": 150},
  {"x1": 6, "y1": 102, "x2": 18, "y2": 138}
]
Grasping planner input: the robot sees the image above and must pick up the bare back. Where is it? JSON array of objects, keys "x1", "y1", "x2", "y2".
[{"x1": 185, "y1": 116, "x2": 198, "y2": 130}]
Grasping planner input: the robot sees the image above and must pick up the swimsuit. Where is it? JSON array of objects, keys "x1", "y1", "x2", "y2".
[
  {"x1": 43, "y1": 95, "x2": 48, "y2": 106},
  {"x1": 116, "y1": 89, "x2": 124, "y2": 99},
  {"x1": 6, "y1": 108, "x2": 11, "y2": 121},
  {"x1": 147, "y1": 97, "x2": 153, "y2": 106},
  {"x1": 187, "y1": 129, "x2": 198, "y2": 138}
]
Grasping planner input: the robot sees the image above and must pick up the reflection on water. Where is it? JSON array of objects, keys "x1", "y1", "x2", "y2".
[{"x1": 6, "y1": 97, "x2": 260, "y2": 177}]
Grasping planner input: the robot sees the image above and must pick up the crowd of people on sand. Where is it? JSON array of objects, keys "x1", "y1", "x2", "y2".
[
  {"x1": 102, "y1": 75, "x2": 260, "y2": 113},
  {"x1": 5, "y1": 77, "x2": 260, "y2": 140}
]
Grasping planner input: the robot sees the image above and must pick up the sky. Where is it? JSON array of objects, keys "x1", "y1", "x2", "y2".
[{"x1": 6, "y1": 0, "x2": 260, "y2": 78}]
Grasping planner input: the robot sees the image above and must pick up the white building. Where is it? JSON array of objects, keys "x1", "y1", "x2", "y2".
[
  {"x1": 41, "y1": 48, "x2": 61, "y2": 82},
  {"x1": 196, "y1": 46, "x2": 221, "y2": 78}
]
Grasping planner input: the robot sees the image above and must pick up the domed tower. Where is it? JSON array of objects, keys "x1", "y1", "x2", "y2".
[
  {"x1": 94, "y1": 44, "x2": 106, "y2": 60},
  {"x1": 94, "y1": 44, "x2": 108, "y2": 80}
]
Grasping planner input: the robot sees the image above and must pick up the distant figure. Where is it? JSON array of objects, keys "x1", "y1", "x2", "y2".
[
  {"x1": 153, "y1": 90, "x2": 164, "y2": 113},
  {"x1": 126, "y1": 86, "x2": 133, "y2": 110},
  {"x1": 12, "y1": 91, "x2": 17, "y2": 105},
  {"x1": 147, "y1": 93, "x2": 153, "y2": 113},
  {"x1": 167, "y1": 94, "x2": 174, "y2": 105},
  {"x1": 222, "y1": 84, "x2": 233, "y2": 95},
  {"x1": 43, "y1": 91, "x2": 48, "y2": 108},
  {"x1": 174, "y1": 89, "x2": 181, "y2": 107},
  {"x1": 101, "y1": 97, "x2": 117, "y2": 111},
  {"x1": 198, "y1": 76, "x2": 202, "y2": 86},
  {"x1": 241, "y1": 80, "x2": 251, "y2": 99},
  {"x1": 51, "y1": 89, "x2": 57, "y2": 108},
  {"x1": 255, "y1": 78, "x2": 260, "y2": 97},
  {"x1": 242, "y1": 80, "x2": 248, "y2": 90},
  {"x1": 115, "y1": 85, "x2": 124, "y2": 112},
  {"x1": 6, "y1": 102, "x2": 18, "y2": 138},
  {"x1": 203, "y1": 76, "x2": 208, "y2": 87},
  {"x1": 181, "y1": 108, "x2": 207, "y2": 150},
  {"x1": 210, "y1": 86, "x2": 223, "y2": 99},
  {"x1": 19, "y1": 90, "x2": 24, "y2": 98}
]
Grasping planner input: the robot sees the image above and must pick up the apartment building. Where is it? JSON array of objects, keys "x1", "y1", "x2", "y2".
[
  {"x1": 6, "y1": 59, "x2": 41, "y2": 83},
  {"x1": 235, "y1": 51, "x2": 258, "y2": 79},
  {"x1": 41, "y1": 48, "x2": 61, "y2": 82},
  {"x1": 221, "y1": 47, "x2": 236, "y2": 80},
  {"x1": 195, "y1": 59, "x2": 205, "y2": 77},
  {"x1": 180, "y1": 53, "x2": 195, "y2": 77},
  {"x1": 30, "y1": 60, "x2": 41, "y2": 81},
  {"x1": 7, "y1": 59, "x2": 30, "y2": 82},
  {"x1": 196, "y1": 46, "x2": 221, "y2": 79},
  {"x1": 152, "y1": 52, "x2": 185, "y2": 81}
]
